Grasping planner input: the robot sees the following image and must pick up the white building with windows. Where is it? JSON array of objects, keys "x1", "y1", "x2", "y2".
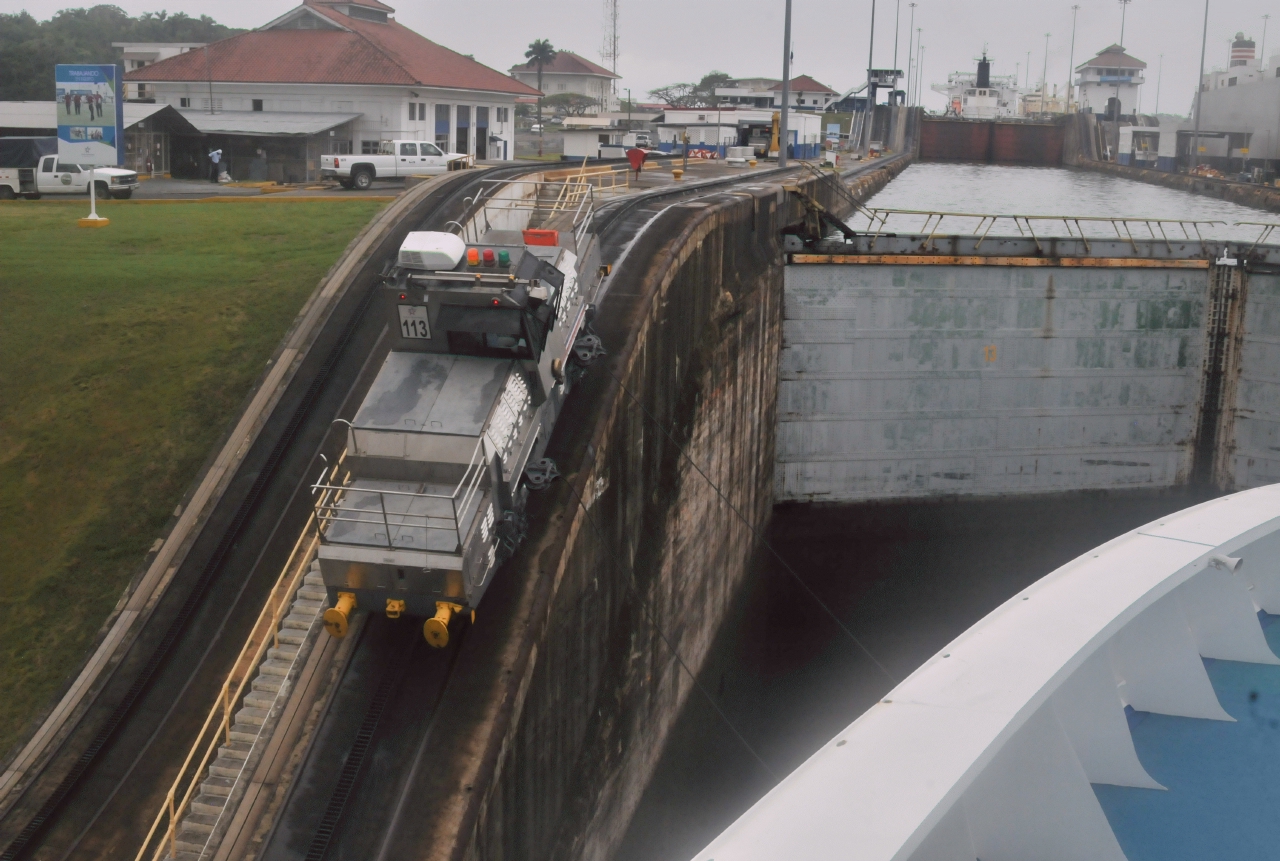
[
  {"x1": 114, "y1": 42, "x2": 206, "y2": 100},
  {"x1": 715, "y1": 75, "x2": 839, "y2": 112},
  {"x1": 509, "y1": 52, "x2": 620, "y2": 113},
  {"x1": 124, "y1": 0, "x2": 537, "y2": 180},
  {"x1": 1075, "y1": 44, "x2": 1146, "y2": 117}
]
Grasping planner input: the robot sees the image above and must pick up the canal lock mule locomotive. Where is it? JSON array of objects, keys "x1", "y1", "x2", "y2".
[{"x1": 311, "y1": 224, "x2": 603, "y2": 647}]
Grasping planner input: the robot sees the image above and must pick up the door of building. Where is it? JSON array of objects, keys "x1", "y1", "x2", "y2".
[
  {"x1": 475, "y1": 107, "x2": 489, "y2": 160},
  {"x1": 455, "y1": 106, "x2": 471, "y2": 156}
]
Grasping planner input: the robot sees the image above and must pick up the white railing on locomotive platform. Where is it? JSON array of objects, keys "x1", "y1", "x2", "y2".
[
  {"x1": 456, "y1": 176, "x2": 597, "y2": 253},
  {"x1": 310, "y1": 432, "x2": 488, "y2": 552}
]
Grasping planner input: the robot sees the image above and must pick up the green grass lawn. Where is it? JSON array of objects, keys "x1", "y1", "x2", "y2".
[{"x1": 0, "y1": 198, "x2": 385, "y2": 756}]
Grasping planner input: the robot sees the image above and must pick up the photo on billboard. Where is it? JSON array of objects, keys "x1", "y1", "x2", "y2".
[{"x1": 56, "y1": 64, "x2": 123, "y2": 166}]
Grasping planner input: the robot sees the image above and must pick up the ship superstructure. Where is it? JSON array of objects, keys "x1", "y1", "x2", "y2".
[{"x1": 932, "y1": 53, "x2": 1020, "y2": 119}]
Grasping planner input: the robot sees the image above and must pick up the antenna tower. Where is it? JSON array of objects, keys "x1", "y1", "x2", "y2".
[{"x1": 602, "y1": 0, "x2": 620, "y2": 95}]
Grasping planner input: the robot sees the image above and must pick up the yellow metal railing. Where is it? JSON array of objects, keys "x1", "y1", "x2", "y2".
[{"x1": 133, "y1": 501, "x2": 326, "y2": 861}]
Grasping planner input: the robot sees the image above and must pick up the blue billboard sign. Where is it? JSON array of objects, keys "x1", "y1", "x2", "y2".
[{"x1": 55, "y1": 64, "x2": 123, "y2": 166}]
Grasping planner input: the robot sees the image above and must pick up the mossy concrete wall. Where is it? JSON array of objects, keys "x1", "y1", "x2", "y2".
[{"x1": 399, "y1": 162, "x2": 908, "y2": 861}]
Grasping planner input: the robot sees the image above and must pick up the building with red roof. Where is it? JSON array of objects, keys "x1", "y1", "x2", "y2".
[
  {"x1": 508, "y1": 51, "x2": 620, "y2": 112},
  {"x1": 124, "y1": 0, "x2": 539, "y2": 180},
  {"x1": 715, "y1": 75, "x2": 840, "y2": 112}
]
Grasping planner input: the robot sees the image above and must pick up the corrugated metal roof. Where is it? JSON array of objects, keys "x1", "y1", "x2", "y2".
[
  {"x1": 0, "y1": 101, "x2": 200, "y2": 133},
  {"x1": 179, "y1": 110, "x2": 361, "y2": 135}
]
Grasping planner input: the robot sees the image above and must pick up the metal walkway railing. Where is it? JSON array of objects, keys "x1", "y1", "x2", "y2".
[{"x1": 311, "y1": 438, "x2": 487, "y2": 552}]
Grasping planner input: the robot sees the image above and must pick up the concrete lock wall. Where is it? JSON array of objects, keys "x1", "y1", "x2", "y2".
[
  {"x1": 776, "y1": 258, "x2": 1280, "y2": 502},
  {"x1": 427, "y1": 166, "x2": 902, "y2": 861},
  {"x1": 1234, "y1": 272, "x2": 1280, "y2": 486},
  {"x1": 777, "y1": 263, "x2": 1213, "y2": 501},
  {"x1": 445, "y1": 195, "x2": 779, "y2": 861}
]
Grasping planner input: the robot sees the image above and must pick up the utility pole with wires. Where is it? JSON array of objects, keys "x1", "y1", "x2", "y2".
[
  {"x1": 906, "y1": 3, "x2": 917, "y2": 106},
  {"x1": 1067, "y1": 5, "x2": 1080, "y2": 111}
]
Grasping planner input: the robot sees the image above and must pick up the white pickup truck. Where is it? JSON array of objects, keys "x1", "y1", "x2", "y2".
[
  {"x1": 322, "y1": 139, "x2": 470, "y2": 190},
  {"x1": 0, "y1": 139, "x2": 139, "y2": 200}
]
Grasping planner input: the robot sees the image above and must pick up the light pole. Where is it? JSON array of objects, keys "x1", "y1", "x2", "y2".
[
  {"x1": 1118, "y1": 0, "x2": 1132, "y2": 47},
  {"x1": 1191, "y1": 0, "x2": 1210, "y2": 171},
  {"x1": 1263, "y1": 15, "x2": 1272, "y2": 72},
  {"x1": 892, "y1": 0, "x2": 901, "y2": 104},
  {"x1": 906, "y1": 3, "x2": 917, "y2": 106},
  {"x1": 1154, "y1": 55, "x2": 1162, "y2": 114},
  {"x1": 1041, "y1": 32, "x2": 1050, "y2": 115},
  {"x1": 779, "y1": 0, "x2": 792, "y2": 167},
  {"x1": 864, "y1": 0, "x2": 877, "y2": 154},
  {"x1": 917, "y1": 43, "x2": 925, "y2": 107},
  {"x1": 1066, "y1": 5, "x2": 1080, "y2": 112}
]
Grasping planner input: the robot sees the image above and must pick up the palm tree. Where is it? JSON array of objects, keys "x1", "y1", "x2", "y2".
[{"x1": 525, "y1": 39, "x2": 556, "y2": 155}]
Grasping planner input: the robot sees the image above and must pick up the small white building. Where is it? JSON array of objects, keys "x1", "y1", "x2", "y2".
[
  {"x1": 1075, "y1": 44, "x2": 1146, "y2": 117},
  {"x1": 657, "y1": 107, "x2": 824, "y2": 158},
  {"x1": 509, "y1": 51, "x2": 620, "y2": 113},
  {"x1": 113, "y1": 42, "x2": 205, "y2": 100},
  {"x1": 715, "y1": 75, "x2": 839, "y2": 112},
  {"x1": 125, "y1": 0, "x2": 538, "y2": 180}
]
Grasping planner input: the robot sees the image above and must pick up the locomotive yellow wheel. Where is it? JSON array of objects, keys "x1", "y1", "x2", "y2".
[
  {"x1": 424, "y1": 602, "x2": 462, "y2": 648},
  {"x1": 323, "y1": 592, "x2": 356, "y2": 638}
]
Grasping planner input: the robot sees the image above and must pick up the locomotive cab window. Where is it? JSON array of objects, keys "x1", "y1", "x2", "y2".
[{"x1": 438, "y1": 305, "x2": 545, "y2": 360}]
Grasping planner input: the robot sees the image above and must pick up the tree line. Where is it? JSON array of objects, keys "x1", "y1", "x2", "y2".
[{"x1": 0, "y1": 6, "x2": 241, "y2": 101}]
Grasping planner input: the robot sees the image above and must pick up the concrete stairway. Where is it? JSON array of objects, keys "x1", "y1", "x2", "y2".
[{"x1": 169, "y1": 562, "x2": 326, "y2": 860}]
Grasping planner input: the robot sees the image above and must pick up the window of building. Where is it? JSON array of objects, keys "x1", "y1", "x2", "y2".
[
  {"x1": 1229, "y1": 77, "x2": 1238, "y2": 86},
  {"x1": 252, "y1": 99, "x2": 263, "y2": 111},
  {"x1": 179, "y1": 97, "x2": 190, "y2": 108},
  {"x1": 558, "y1": 83, "x2": 567, "y2": 91},
  {"x1": 436, "y1": 103, "x2": 451, "y2": 150},
  {"x1": 201, "y1": 98, "x2": 222, "y2": 111},
  {"x1": 361, "y1": 140, "x2": 382, "y2": 154},
  {"x1": 418, "y1": 102, "x2": 426, "y2": 120}
]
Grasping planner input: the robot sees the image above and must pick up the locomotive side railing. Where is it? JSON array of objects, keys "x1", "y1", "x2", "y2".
[{"x1": 311, "y1": 436, "x2": 488, "y2": 552}]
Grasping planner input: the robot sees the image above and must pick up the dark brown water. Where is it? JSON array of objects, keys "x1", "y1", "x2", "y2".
[{"x1": 614, "y1": 491, "x2": 1206, "y2": 861}]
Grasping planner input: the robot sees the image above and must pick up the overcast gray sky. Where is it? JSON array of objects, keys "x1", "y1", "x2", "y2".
[{"x1": 7, "y1": 0, "x2": 1276, "y2": 114}]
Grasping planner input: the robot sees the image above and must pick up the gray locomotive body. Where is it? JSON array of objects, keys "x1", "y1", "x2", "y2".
[{"x1": 312, "y1": 218, "x2": 601, "y2": 646}]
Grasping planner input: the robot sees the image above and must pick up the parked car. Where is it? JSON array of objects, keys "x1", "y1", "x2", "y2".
[
  {"x1": 322, "y1": 140, "x2": 469, "y2": 190},
  {"x1": 0, "y1": 137, "x2": 139, "y2": 200}
]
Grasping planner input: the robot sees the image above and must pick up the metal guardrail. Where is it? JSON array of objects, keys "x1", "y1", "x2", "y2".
[
  {"x1": 134, "y1": 518, "x2": 321, "y2": 861},
  {"x1": 849, "y1": 208, "x2": 1227, "y2": 255},
  {"x1": 461, "y1": 176, "x2": 600, "y2": 256},
  {"x1": 311, "y1": 436, "x2": 487, "y2": 552},
  {"x1": 1235, "y1": 221, "x2": 1280, "y2": 255}
]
